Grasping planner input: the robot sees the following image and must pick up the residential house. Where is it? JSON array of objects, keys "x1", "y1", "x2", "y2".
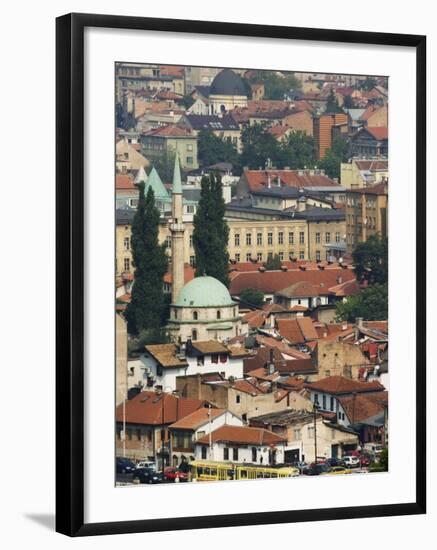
[
  {"x1": 141, "y1": 125, "x2": 199, "y2": 170},
  {"x1": 116, "y1": 140, "x2": 150, "y2": 172},
  {"x1": 340, "y1": 159, "x2": 388, "y2": 189},
  {"x1": 194, "y1": 425, "x2": 287, "y2": 465},
  {"x1": 350, "y1": 126, "x2": 388, "y2": 158},
  {"x1": 178, "y1": 114, "x2": 242, "y2": 151},
  {"x1": 313, "y1": 112, "x2": 349, "y2": 159},
  {"x1": 250, "y1": 409, "x2": 359, "y2": 463},
  {"x1": 115, "y1": 390, "x2": 208, "y2": 465},
  {"x1": 168, "y1": 407, "x2": 243, "y2": 466}
]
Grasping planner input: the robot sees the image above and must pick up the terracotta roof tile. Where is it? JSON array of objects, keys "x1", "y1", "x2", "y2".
[
  {"x1": 192, "y1": 340, "x2": 228, "y2": 355},
  {"x1": 243, "y1": 169, "x2": 340, "y2": 191},
  {"x1": 169, "y1": 407, "x2": 224, "y2": 430},
  {"x1": 196, "y1": 424, "x2": 286, "y2": 446},
  {"x1": 296, "y1": 317, "x2": 319, "y2": 340},
  {"x1": 145, "y1": 343, "x2": 188, "y2": 368},
  {"x1": 338, "y1": 391, "x2": 388, "y2": 424},
  {"x1": 116, "y1": 174, "x2": 135, "y2": 190},
  {"x1": 306, "y1": 376, "x2": 385, "y2": 395},
  {"x1": 365, "y1": 127, "x2": 388, "y2": 140}
]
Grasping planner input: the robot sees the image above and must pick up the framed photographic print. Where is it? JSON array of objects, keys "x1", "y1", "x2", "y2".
[{"x1": 56, "y1": 13, "x2": 426, "y2": 536}]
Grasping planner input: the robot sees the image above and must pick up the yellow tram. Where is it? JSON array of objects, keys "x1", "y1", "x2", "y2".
[{"x1": 189, "y1": 461, "x2": 299, "y2": 482}]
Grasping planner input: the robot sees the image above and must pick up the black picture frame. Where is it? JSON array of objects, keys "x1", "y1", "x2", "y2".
[{"x1": 56, "y1": 12, "x2": 426, "y2": 537}]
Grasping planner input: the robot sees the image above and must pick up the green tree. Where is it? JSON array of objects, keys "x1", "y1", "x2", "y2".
[
  {"x1": 192, "y1": 173, "x2": 230, "y2": 287},
  {"x1": 151, "y1": 150, "x2": 176, "y2": 183},
  {"x1": 240, "y1": 122, "x2": 280, "y2": 169},
  {"x1": 353, "y1": 234, "x2": 388, "y2": 284},
  {"x1": 359, "y1": 77, "x2": 377, "y2": 91},
  {"x1": 248, "y1": 71, "x2": 301, "y2": 100},
  {"x1": 125, "y1": 184, "x2": 169, "y2": 335},
  {"x1": 335, "y1": 283, "x2": 388, "y2": 322},
  {"x1": 181, "y1": 94, "x2": 195, "y2": 110},
  {"x1": 264, "y1": 254, "x2": 282, "y2": 270},
  {"x1": 128, "y1": 328, "x2": 170, "y2": 354},
  {"x1": 343, "y1": 94, "x2": 354, "y2": 109},
  {"x1": 197, "y1": 129, "x2": 239, "y2": 168},
  {"x1": 279, "y1": 131, "x2": 317, "y2": 169},
  {"x1": 319, "y1": 136, "x2": 350, "y2": 179},
  {"x1": 240, "y1": 288, "x2": 265, "y2": 308},
  {"x1": 325, "y1": 89, "x2": 344, "y2": 114}
]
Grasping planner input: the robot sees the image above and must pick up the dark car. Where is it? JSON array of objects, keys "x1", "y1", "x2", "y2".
[
  {"x1": 303, "y1": 463, "x2": 330, "y2": 476},
  {"x1": 164, "y1": 466, "x2": 189, "y2": 482},
  {"x1": 290, "y1": 461, "x2": 307, "y2": 474},
  {"x1": 132, "y1": 468, "x2": 163, "y2": 484},
  {"x1": 116, "y1": 457, "x2": 136, "y2": 474},
  {"x1": 324, "y1": 458, "x2": 345, "y2": 468}
]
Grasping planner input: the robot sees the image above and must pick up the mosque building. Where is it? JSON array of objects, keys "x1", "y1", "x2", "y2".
[
  {"x1": 207, "y1": 68, "x2": 249, "y2": 115},
  {"x1": 166, "y1": 154, "x2": 248, "y2": 343}
]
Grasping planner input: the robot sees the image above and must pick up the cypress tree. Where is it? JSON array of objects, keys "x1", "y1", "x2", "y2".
[
  {"x1": 192, "y1": 173, "x2": 230, "y2": 287},
  {"x1": 125, "y1": 183, "x2": 168, "y2": 335}
]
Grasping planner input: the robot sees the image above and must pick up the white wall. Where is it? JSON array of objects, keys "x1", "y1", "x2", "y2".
[
  {"x1": 195, "y1": 441, "x2": 285, "y2": 464},
  {"x1": 2, "y1": 1, "x2": 435, "y2": 549}
]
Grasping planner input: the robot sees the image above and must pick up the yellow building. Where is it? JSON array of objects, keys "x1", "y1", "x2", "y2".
[
  {"x1": 345, "y1": 181, "x2": 388, "y2": 254},
  {"x1": 341, "y1": 159, "x2": 388, "y2": 189}
]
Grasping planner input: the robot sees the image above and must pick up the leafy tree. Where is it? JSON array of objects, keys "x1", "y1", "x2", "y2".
[
  {"x1": 335, "y1": 283, "x2": 388, "y2": 322},
  {"x1": 359, "y1": 77, "x2": 377, "y2": 91},
  {"x1": 128, "y1": 328, "x2": 170, "y2": 354},
  {"x1": 264, "y1": 254, "x2": 282, "y2": 270},
  {"x1": 125, "y1": 184, "x2": 169, "y2": 335},
  {"x1": 279, "y1": 132, "x2": 317, "y2": 169},
  {"x1": 247, "y1": 71, "x2": 301, "y2": 100},
  {"x1": 352, "y1": 234, "x2": 388, "y2": 284},
  {"x1": 325, "y1": 89, "x2": 344, "y2": 114},
  {"x1": 319, "y1": 136, "x2": 350, "y2": 179},
  {"x1": 181, "y1": 94, "x2": 195, "y2": 110},
  {"x1": 151, "y1": 150, "x2": 176, "y2": 183},
  {"x1": 192, "y1": 173, "x2": 230, "y2": 287},
  {"x1": 197, "y1": 129, "x2": 239, "y2": 168},
  {"x1": 240, "y1": 288, "x2": 265, "y2": 308},
  {"x1": 240, "y1": 122, "x2": 280, "y2": 169}
]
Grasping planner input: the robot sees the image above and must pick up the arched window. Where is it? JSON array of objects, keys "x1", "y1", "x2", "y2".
[
  {"x1": 192, "y1": 329, "x2": 198, "y2": 341},
  {"x1": 193, "y1": 311, "x2": 198, "y2": 320},
  {"x1": 216, "y1": 310, "x2": 221, "y2": 320}
]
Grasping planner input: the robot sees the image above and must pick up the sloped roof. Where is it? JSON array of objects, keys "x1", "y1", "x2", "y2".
[
  {"x1": 144, "y1": 125, "x2": 193, "y2": 138},
  {"x1": 115, "y1": 391, "x2": 205, "y2": 425},
  {"x1": 144, "y1": 167, "x2": 169, "y2": 199},
  {"x1": 276, "y1": 281, "x2": 320, "y2": 298},
  {"x1": 338, "y1": 391, "x2": 388, "y2": 424},
  {"x1": 243, "y1": 169, "x2": 340, "y2": 191},
  {"x1": 363, "y1": 127, "x2": 388, "y2": 140},
  {"x1": 196, "y1": 424, "x2": 286, "y2": 445},
  {"x1": 169, "y1": 407, "x2": 225, "y2": 430},
  {"x1": 306, "y1": 376, "x2": 385, "y2": 395},
  {"x1": 116, "y1": 174, "x2": 135, "y2": 190},
  {"x1": 145, "y1": 343, "x2": 188, "y2": 368}
]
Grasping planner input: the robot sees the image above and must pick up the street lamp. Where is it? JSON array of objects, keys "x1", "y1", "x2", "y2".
[{"x1": 155, "y1": 386, "x2": 178, "y2": 479}]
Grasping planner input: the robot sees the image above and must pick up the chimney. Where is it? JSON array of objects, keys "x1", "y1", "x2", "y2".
[
  {"x1": 356, "y1": 317, "x2": 364, "y2": 329},
  {"x1": 267, "y1": 174, "x2": 271, "y2": 188}
]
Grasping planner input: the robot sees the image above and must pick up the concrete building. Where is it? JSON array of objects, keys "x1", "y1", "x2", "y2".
[
  {"x1": 206, "y1": 69, "x2": 248, "y2": 115},
  {"x1": 141, "y1": 126, "x2": 199, "y2": 171},
  {"x1": 340, "y1": 159, "x2": 389, "y2": 189}
]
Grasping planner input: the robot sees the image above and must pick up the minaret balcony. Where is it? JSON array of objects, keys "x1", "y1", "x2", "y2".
[{"x1": 170, "y1": 222, "x2": 185, "y2": 232}]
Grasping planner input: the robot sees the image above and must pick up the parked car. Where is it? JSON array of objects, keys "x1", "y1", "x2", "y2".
[
  {"x1": 136, "y1": 460, "x2": 156, "y2": 471},
  {"x1": 363, "y1": 443, "x2": 384, "y2": 456},
  {"x1": 324, "y1": 458, "x2": 345, "y2": 468},
  {"x1": 132, "y1": 468, "x2": 163, "y2": 484},
  {"x1": 116, "y1": 457, "x2": 136, "y2": 474},
  {"x1": 359, "y1": 454, "x2": 371, "y2": 467},
  {"x1": 326, "y1": 466, "x2": 352, "y2": 475},
  {"x1": 303, "y1": 463, "x2": 330, "y2": 476},
  {"x1": 343, "y1": 455, "x2": 360, "y2": 468},
  {"x1": 164, "y1": 466, "x2": 189, "y2": 482},
  {"x1": 291, "y1": 461, "x2": 308, "y2": 474}
]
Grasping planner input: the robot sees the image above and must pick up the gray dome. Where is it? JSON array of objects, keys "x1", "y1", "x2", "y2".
[{"x1": 210, "y1": 69, "x2": 247, "y2": 96}]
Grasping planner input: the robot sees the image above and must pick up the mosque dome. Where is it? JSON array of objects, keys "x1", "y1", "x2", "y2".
[
  {"x1": 175, "y1": 276, "x2": 235, "y2": 307},
  {"x1": 210, "y1": 69, "x2": 247, "y2": 97}
]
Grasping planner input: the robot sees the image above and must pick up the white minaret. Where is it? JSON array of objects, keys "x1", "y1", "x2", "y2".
[{"x1": 170, "y1": 153, "x2": 185, "y2": 303}]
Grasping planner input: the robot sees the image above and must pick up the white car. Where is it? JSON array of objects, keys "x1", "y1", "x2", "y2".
[
  {"x1": 136, "y1": 461, "x2": 156, "y2": 470},
  {"x1": 343, "y1": 456, "x2": 360, "y2": 468}
]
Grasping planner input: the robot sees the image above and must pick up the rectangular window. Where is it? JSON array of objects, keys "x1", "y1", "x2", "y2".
[
  {"x1": 335, "y1": 231, "x2": 340, "y2": 243},
  {"x1": 189, "y1": 255, "x2": 196, "y2": 266},
  {"x1": 123, "y1": 237, "x2": 130, "y2": 250},
  {"x1": 189, "y1": 235, "x2": 193, "y2": 248},
  {"x1": 224, "y1": 448, "x2": 229, "y2": 460},
  {"x1": 246, "y1": 233, "x2": 252, "y2": 246},
  {"x1": 233, "y1": 448, "x2": 239, "y2": 461},
  {"x1": 278, "y1": 231, "x2": 284, "y2": 245},
  {"x1": 325, "y1": 232, "x2": 331, "y2": 243},
  {"x1": 278, "y1": 252, "x2": 284, "y2": 261},
  {"x1": 268, "y1": 232, "x2": 273, "y2": 245},
  {"x1": 186, "y1": 144, "x2": 193, "y2": 151},
  {"x1": 299, "y1": 231, "x2": 305, "y2": 244},
  {"x1": 235, "y1": 253, "x2": 240, "y2": 262},
  {"x1": 186, "y1": 156, "x2": 193, "y2": 165},
  {"x1": 315, "y1": 232, "x2": 321, "y2": 244},
  {"x1": 293, "y1": 428, "x2": 301, "y2": 440},
  {"x1": 123, "y1": 258, "x2": 130, "y2": 272},
  {"x1": 308, "y1": 426, "x2": 314, "y2": 439},
  {"x1": 316, "y1": 250, "x2": 321, "y2": 261},
  {"x1": 322, "y1": 395, "x2": 326, "y2": 409},
  {"x1": 299, "y1": 250, "x2": 305, "y2": 260},
  {"x1": 234, "y1": 234, "x2": 240, "y2": 247},
  {"x1": 257, "y1": 252, "x2": 263, "y2": 261},
  {"x1": 165, "y1": 236, "x2": 172, "y2": 249},
  {"x1": 236, "y1": 395, "x2": 240, "y2": 404},
  {"x1": 257, "y1": 233, "x2": 263, "y2": 245},
  {"x1": 246, "y1": 253, "x2": 251, "y2": 262},
  {"x1": 330, "y1": 396, "x2": 334, "y2": 411},
  {"x1": 289, "y1": 232, "x2": 294, "y2": 244},
  {"x1": 201, "y1": 446, "x2": 207, "y2": 459}
]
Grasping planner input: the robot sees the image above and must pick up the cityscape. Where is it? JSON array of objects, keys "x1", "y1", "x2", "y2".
[{"x1": 115, "y1": 63, "x2": 388, "y2": 486}]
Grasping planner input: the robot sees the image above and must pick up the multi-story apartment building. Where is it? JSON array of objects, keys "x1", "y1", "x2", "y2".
[{"x1": 345, "y1": 181, "x2": 388, "y2": 254}]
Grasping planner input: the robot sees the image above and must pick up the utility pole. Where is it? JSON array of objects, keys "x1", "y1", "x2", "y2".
[
  {"x1": 208, "y1": 403, "x2": 213, "y2": 460},
  {"x1": 313, "y1": 401, "x2": 318, "y2": 464}
]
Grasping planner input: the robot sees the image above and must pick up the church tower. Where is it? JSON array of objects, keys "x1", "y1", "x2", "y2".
[{"x1": 170, "y1": 153, "x2": 185, "y2": 303}]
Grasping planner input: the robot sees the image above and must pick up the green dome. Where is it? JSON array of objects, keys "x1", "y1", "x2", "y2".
[{"x1": 175, "y1": 276, "x2": 235, "y2": 307}]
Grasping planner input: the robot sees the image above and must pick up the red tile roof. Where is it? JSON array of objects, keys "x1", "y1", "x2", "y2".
[
  {"x1": 144, "y1": 125, "x2": 193, "y2": 138},
  {"x1": 242, "y1": 310, "x2": 267, "y2": 329},
  {"x1": 243, "y1": 169, "x2": 340, "y2": 191},
  {"x1": 328, "y1": 279, "x2": 361, "y2": 297},
  {"x1": 145, "y1": 343, "x2": 189, "y2": 368},
  {"x1": 338, "y1": 391, "x2": 388, "y2": 424},
  {"x1": 306, "y1": 376, "x2": 385, "y2": 395},
  {"x1": 365, "y1": 127, "x2": 388, "y2": 140},
  {"x1": 115, "y1": 391, "x2": 206, "y2": 425},
  {"x1": 196, "y1": 424, "x2": 286, "y2": 446},
  {"x1": 229, "y1": 268, "x2": 355, "y2": 296},
  {"x1": 163, "y1": 263, "x2": 196, "y2": 285},
  {"x1": 116, "y1": 174, "x2": 135, "y2": 190},
  {"x1": 168, "y1": 407, "x2": 225, "y2": 430},
  {"x1": 276, "y1": 281, "x2": 319, "y2": 298},
  {"x1": 297, "y1": 317, "x2": 319, "y2": 340}
]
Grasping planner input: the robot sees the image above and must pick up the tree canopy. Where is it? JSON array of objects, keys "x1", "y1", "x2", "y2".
[
  {"x1": 151, "y1": 150, "x2": 175, "y2": 183},
  {"x1": 325, "y1": 89, "x2": 344, "y2": 114},
  {"x1": 192, "y1": 173, "x2": 230, "y2": 287},
  {"x1": 352, "y1": 234, "x2": 388, "y2": 285},
  {"x1": 240, "y1": 288, "x2": 265, "y2": 308},
  {"x1": 247, "y1": 71, "x2": 301, "y2": 100},
  {"x1": 264, "y1": 254, "x2": 282, "y2": 270},
  {"x1": 335, "y1": 283, "x2": 388, "y2": 322},
  {"x1": 125, "y1": 184, "x2": 169, "y2": 335},
  {"x1": 319, "y1": 136, "x2": 350, "y2": 179},
  {"x1": 197, "y1": 129, "x2": 240, "y2": 169}
]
